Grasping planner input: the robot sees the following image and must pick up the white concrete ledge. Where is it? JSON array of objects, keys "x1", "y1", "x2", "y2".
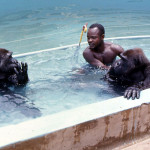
[{"x1": 0, "y1": 88, "x2": 150, "y2": 149}]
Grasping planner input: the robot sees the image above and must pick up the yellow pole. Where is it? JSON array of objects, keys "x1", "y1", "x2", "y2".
[
  {"x1": 79, "y1": 23, "x2": 88, "y2": 46},
  {"x1": 79, "y1": 30, "x2": 84, "y2": 45}
]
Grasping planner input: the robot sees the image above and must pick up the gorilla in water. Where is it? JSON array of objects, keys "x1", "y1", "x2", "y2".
[
  {"x1": 0, "y1": 48, "x2": 28, "y2": 87},
  {"x1": 106, "y1": 48, "x2": 150, "y2": 100}
]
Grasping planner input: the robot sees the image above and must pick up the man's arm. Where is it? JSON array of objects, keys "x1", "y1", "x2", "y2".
[{"x1": 83, "y1": 48, "x2": 109, "y2": 69}]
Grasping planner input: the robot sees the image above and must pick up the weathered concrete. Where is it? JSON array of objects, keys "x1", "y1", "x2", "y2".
[
  {"x1": 122, "y1": 137, "x2": 150, "y2": 150},
  {"x1": 0, "y1": 89, "x2": 150, "y2": 150}
]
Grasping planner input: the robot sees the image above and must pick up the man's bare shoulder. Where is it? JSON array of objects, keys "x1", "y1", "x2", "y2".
[
  {"x1": 83, "y1": 46, "x2": 95, "y2": 60},
  {"x1": 83, "y1": 46, "x2": 93, "y2": 55},
  {"x1": 104, "y1": 41, "x2": 112, "y2": 45},
  {"x1": 110, "y1": 43, "x2": 124, "y2": 54}
]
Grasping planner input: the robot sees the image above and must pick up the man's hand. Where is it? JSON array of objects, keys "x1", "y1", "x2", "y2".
[{"x1": 98, "y1": 65, "x2": 111, "y2": 70}]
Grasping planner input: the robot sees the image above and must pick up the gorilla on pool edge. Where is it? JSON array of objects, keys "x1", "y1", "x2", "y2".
[
  {"x1": 0, "y1": 48, "x2": 28, "y2": 87},
  {"x1": 106, "y1": 48, "x2": 150, "y2": 100}
]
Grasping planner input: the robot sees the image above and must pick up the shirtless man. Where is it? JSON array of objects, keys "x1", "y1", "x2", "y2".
[{"x1": 83, "y1": 23, "x2": 124, "y2": 70}]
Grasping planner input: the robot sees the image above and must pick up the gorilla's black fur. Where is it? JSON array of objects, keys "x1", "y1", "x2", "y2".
[
  {"x1": 106, "y1": 48, "x2": 150, "y2": 99},
  {"x1": 0, "y1": 48, "x2": 28, "y2": 86}
]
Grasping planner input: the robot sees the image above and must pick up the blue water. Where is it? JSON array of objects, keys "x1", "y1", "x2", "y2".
[
  {"x1": 0, "y1": 0, "x2": 150, "y2": 127},
  {"x1": 0, "y1": 0, "x2": 150, "y2": 54}
]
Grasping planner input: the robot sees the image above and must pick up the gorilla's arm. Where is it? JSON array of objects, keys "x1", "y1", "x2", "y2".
[{"x1": 142, "y1": 65, "x2": 150, "y2": 88}]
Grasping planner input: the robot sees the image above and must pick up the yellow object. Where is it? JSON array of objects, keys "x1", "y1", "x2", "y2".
[
  {"x1": 79, "y1": 30, "x2": 84, "y2": 45},
  {"x1": 83, "y1": 26, "x2": 87, "y2": 33},
  {"x1": 79, "y1": 23, "x2": 88, "y2": 46}
]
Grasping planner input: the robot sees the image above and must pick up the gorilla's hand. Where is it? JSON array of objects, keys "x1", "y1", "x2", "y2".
[
  {"x1": 12, "y1": 62, "x2": 28, "y2": 85},
  {"x1": 124, "y1": 86, "x2": 140, "y2": 100}
]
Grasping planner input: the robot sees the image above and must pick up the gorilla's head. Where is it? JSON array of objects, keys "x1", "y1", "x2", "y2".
[
  {"x1": 0, "y1": 48, "x2": 28, "y2": 85},
  {"x1": 108, "y1": 48, "x2": 149, "y2": 77},
  {"x1": 0, "y1": 48, "x2": 19, "y2": 74},
  {"x1": 106, "y1": 48, "x2": 150, "y2": 100}
]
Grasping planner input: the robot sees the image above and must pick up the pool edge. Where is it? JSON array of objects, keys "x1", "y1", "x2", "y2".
[{"x1": 0, "y1": 89, "x2": 150, "y2": 150}]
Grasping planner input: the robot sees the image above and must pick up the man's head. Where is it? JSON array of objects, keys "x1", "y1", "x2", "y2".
[
  {"x1": 87, "y1": 23, "x2": 105, "y2": 50},
  {"x1": 89, "y1": 23, "x2": 105, "y2": 35}
]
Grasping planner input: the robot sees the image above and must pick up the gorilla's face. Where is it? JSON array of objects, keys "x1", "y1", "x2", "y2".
[{"x1": 108, "y1": 58, "x2": 133, "y2": 77}]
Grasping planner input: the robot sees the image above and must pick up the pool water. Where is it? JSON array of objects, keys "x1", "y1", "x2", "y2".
[
  {"x1": 0, "y1": 38, "x2": 150, "y2": 127},
  {"x1": 0, "y1": 0, "x2": 150, "y2": 54},
  {"x1": 0, "y1": 0, "x2": 150, "y2": 127},
  {"x1": 0, "y1": 44, "x2": 121, "y2": 127}
]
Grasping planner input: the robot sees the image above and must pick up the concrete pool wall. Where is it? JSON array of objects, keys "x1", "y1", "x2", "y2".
[{"x1": 0, "y1": 88, "x2": 150, "y2": 150}]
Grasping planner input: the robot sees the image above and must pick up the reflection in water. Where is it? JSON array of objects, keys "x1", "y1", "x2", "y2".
[
  {"x1": 72, "y1": 45, "x2": 81, "y2": 68},
  {"x1": 71, "y1": 64, "x2": 124, "y2": 98},
  {"x1": 0, "y1": 86, "x2": 41, "y2": 127}
]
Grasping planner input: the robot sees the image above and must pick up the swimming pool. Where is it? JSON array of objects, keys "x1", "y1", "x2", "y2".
[
  {"x1": 0, "y1": 37, "x2": 150, "y2": 127},
  {"x1": 0, "y1": 0, "x2": 150, "y2": 149},
  {"x1": 0, "y1": 0, "x2": 150, "y2": 128}
]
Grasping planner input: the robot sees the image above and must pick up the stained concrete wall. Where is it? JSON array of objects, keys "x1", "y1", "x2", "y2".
[{"x1": 0, "y1": 89, "x2": 150, "y2": 150}]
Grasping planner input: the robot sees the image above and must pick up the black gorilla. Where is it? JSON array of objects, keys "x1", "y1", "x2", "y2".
[
  {"x1": 106, "y1": 48, "x2": 150, "y2": 100},
  {"x1": 0, "y1": 48, "x2": 28, "y2": 86}
]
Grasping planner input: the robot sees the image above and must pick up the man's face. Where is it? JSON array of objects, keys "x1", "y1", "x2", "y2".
[{"x1": 87, "y1": 27, "x2": 103, "y2": 49}]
